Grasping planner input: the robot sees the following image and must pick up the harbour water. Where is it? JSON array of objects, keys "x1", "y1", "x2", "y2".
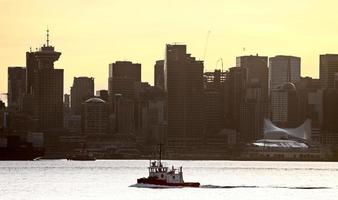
[{"x1": 1, "y1": 160, "x2": 338, "y2": 200}]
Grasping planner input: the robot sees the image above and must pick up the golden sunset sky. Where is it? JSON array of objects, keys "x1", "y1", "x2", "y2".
[{"x1": 1, "y1": 0, "x2": 338, "y2": 99}]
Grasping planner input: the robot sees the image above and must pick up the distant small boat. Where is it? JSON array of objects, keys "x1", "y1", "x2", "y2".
[
  {"x1": 136, "y1": 144, "x2": 200, "y2": 188},
  {"x1": 66, "y1": 153, "x2": 95, "y2": 161},
  {"x1": 67, "y1": 143, "x2": 96, "y2": 161}
]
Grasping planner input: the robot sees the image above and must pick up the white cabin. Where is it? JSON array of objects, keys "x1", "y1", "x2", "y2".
[{"x1": 148, "y1": 160, "x2": 184, "y2": 184}]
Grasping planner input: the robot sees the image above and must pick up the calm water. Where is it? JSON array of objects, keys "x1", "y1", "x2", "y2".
[{"x1": 1, "y1": 160, "x2": 338, "y2": 200}]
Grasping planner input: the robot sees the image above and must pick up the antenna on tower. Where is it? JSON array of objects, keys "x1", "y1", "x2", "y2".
[
  {"x1": 46, "y1": 26, "x2": 50, "y2": 46},
  {"x1": 203, "y1": 30, "x2": 211, "y2": 61},
  {"x1": 216, "y1": 58, "x2": 224, "y2": 72}
]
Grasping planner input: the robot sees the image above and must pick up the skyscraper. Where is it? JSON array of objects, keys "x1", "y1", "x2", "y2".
[
  {"x1": 269, "y1": 55, "x2": 301, "y2": 90},
  {"x1": 26, "y1": 30, "x2": 64, "y2": 130},
  {"x1": 320, "y1": 54, "x2": 338, "y2": 89},
  {"x1": 109, "y1": 61, "x2": 141, "y2": 82},
  {"x1": 236, "y1": 55, "x2": 269, "y2": 99},
  {"x1": 271, "y1": 82, "x2": 298, "y2": 127},
  {"x1": 82, "y1": 97, "x2": 108, "y2": 134},
  {"x1": 225, "y1": 67, "x2": 247, "y2": 129},
  {"x1": 165, "y1": 44, "x2": 204, "y2": 149},
  {"x1": 70, "y1": 77, "x2": 94, "y2": 115},
  {"x1": 108, "y1": 61, "x2": 141, "y2": 99},
  {"x1": 7, "y1": 67, "x2": 26, "y2": 111},
  {"x1": 154, "y1": 60, "x2": 164, "y2": 90}
]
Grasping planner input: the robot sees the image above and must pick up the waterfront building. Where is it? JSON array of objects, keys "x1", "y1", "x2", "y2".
[
  {"x1": 7, "y1": 67, "x2": 26, "y2": 112},
  {"x1": 269, "y1": 55, "x2": 301, "y2": 90},
  {"x1": 70, "y1": 77, "x2": 94, "y2": 115},
  {"x1": 165, "y1": 44, "x2": 204, "y2": 149}
]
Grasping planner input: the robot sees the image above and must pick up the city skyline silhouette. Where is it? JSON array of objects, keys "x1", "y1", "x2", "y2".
[{"x1": 2, "y1": 0, "x2": 338, "y2": 96}]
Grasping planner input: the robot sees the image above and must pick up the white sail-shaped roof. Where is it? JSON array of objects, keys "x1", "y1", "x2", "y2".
[{"x1": 264, "y1": 119, "x2": 311, "y2": 141}]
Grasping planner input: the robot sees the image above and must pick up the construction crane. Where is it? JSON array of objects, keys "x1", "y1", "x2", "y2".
[
  {"x1": 203, "y1": 30, "x2": 211, "y2": 61},
  {"x1": 216, "y1": 58, "x2": 224, "y2": 72}
]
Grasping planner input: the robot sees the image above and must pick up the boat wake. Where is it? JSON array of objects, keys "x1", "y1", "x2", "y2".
[
  {"x1": 200, "y1": 185, "x2": 331, "y2": 190},
  {"x1": 130, "y1": 184, "x2": 331, "y2": 190}
]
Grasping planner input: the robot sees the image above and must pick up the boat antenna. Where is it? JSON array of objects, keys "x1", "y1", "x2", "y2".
[{"x1": 158, "y1": 143, "x2": 163, "y2": 163}]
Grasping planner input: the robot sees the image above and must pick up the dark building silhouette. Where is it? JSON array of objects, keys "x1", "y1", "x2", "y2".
[
  {"x1": 26, "y1": 51, "x2": 38, "y2": 94},
  {"x1": 165, "y1": 44, "x2": 204, "y2": 149},
  {"x1": 322, "y1": 89, "x2": 338, "y2": 132},
  {"x1": 271, "y1": 82, "x2": 299, "y2": 127},
  {"x1": 154, "y1": 60, "x2": 164, "y2": 90},
  {"x1": 7, "y1": 67, "x2": 26, "y2": 112},
  {"x1": 320, "y1": 54, "x2": 338, "y2": 89},
  {"x1": 70, "y1": 77, "x2": 94, "y2": 115},
  {"x1": 269, "y1": 55, "x2": 301, "y2": 90},
  {"x1": 82, "y1": 97, "x2": 108, "y2": 134},
  {"x1": 225, "y1": 67, "x2": 247, "y2": 129},
  {"x1": 295, "y1": 77, "x2": 322, "y2": 128},
  {"x1": 96, "y1": 90, "x2": 109, "y2": 101},
  {"x1": 109, "y1": 61, "x2": 141, "y2": 82},
  {"x1": 63, "y1": 94, "x2": 70, "y2": 115},
  {"x1": 203, "y1": 70, "x2": 226, "y2": 90},
  {"x1": 203, "y1": 70, "x2": 227, "y2": 136},
  {"x1": 108, "y1": 61, "x2": 141, "y2": 100},
  {"x1": 239, "y1": 82, "x2": 269, "y2": 142},
  {"x1": 236, "y1": 55, "x2": 268, "y2": 99},
  {"x1": 25, "y1": 31, "x2": 63, "y2": 130}
]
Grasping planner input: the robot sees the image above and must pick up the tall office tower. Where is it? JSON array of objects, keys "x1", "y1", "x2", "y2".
[
  {"x1": 26, "y1": 30, "x2": 64, "y2": 130},
  {"x1": 320, "y1": 54, "x2": 338, "y2": 89},
  {"x1": 239, "y1": 82, "x2": 269, "y2": 143},
  {"x1": 236, "y1": 55, "x2": 268, "y2": 99},
  {"x1": 321, "y1": 89, "x2": 338, "y2": 140},
  {"x1": 165, "y1": 44, "x2": 204, "y2": 149},
  {"x1": 203, "y1": 70, "x2": 227, "y2": 136},
  {"x1": 26, "y1": 51, "x2": 38, "y2": 94},
  {"x1": 70, "y1": 77, "x2": 94, "y2": 115},
  {"x1": 108, "y1": 61, "x2": 141, "y2": 99},
  {"x1": 109, "y1": 61, "x2": 141, "y2": 82},
  {"x1": 269, "y1": 56, "x2": 301, "y2": 90},
  {"x1": 82, "y1": 98, "x2": 108, "y2": 134},
  {"x1": 154, "y1": 60, "x2": 164, "y2": 90},
  {"x1": 225, "y1": 67, "x2": 247, "y2": 129},
  {"x1": 295, "y1": 77, "x2": 322, "y2": 128},
  {"x1": 7, "y1": 67, "x2": 26, "y2": 111},
  {"x1": 271, "y1": 83, "x2": 298, "y2": 127}
]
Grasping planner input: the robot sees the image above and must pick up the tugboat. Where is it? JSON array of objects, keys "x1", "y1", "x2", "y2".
[{"x1": 137, "y1": 144, "x2": 200, "y2": 188}]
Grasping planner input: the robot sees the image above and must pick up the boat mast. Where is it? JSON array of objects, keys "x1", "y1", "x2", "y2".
[{"x1": 158, "y1": 143, "x2": 163, "y2": 163}]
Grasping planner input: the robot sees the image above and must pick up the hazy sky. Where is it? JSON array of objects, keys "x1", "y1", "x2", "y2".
[{"x1": 1, "y1": 0, "x2": 338, "y2": 99}]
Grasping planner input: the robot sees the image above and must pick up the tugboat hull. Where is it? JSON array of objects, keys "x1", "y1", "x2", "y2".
[{"x1": 137, "y1": 178, "x2": 200, "y2": 188}]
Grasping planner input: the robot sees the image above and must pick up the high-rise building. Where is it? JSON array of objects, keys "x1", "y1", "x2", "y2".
[
  {"x1": 271, "y1": 82, "x2": 298, "y2": 127},
  {"x1": 236, "y1": 55, "x2": 268, "y2": 99},
  {"x1": 70, "y1": 77, "x2": 94, "y2": 115},
  {"x1": 239, "y1": 83, "x2": 269, "y2": 143},
  {"x1": 26, "y1": 30, "x2": 64, "y2": 130},
  {"x1": 109, "y1": 61, "x2": 141, "y2": 82},
  {"x1": 269, "y1": 55, "x2": 301, "y2": 90},
  {"x1": 154, "y1": 60, "x2": 164, "y2": 90},
  {"x1": 320, "y1": 54, "x2": 338, "y2": 89},
  {"x1": 203, "y1": 70, "x2": 227, "y2": 136},
  {"x1": 165, "y1": 44, "x2": 204, "y2": 148},
  {"x1": 225, "y1": 67, "x2": 247, "y2": 129},
  {"x1": 82, "y1": 97, "x2": 108, "y2": 134},
  {"x1": 7, "y1": 67, "x2": 26, "y2": 111},
  {"x1": 108, "y1": 61, "x2": 141, "y2": 100}
]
